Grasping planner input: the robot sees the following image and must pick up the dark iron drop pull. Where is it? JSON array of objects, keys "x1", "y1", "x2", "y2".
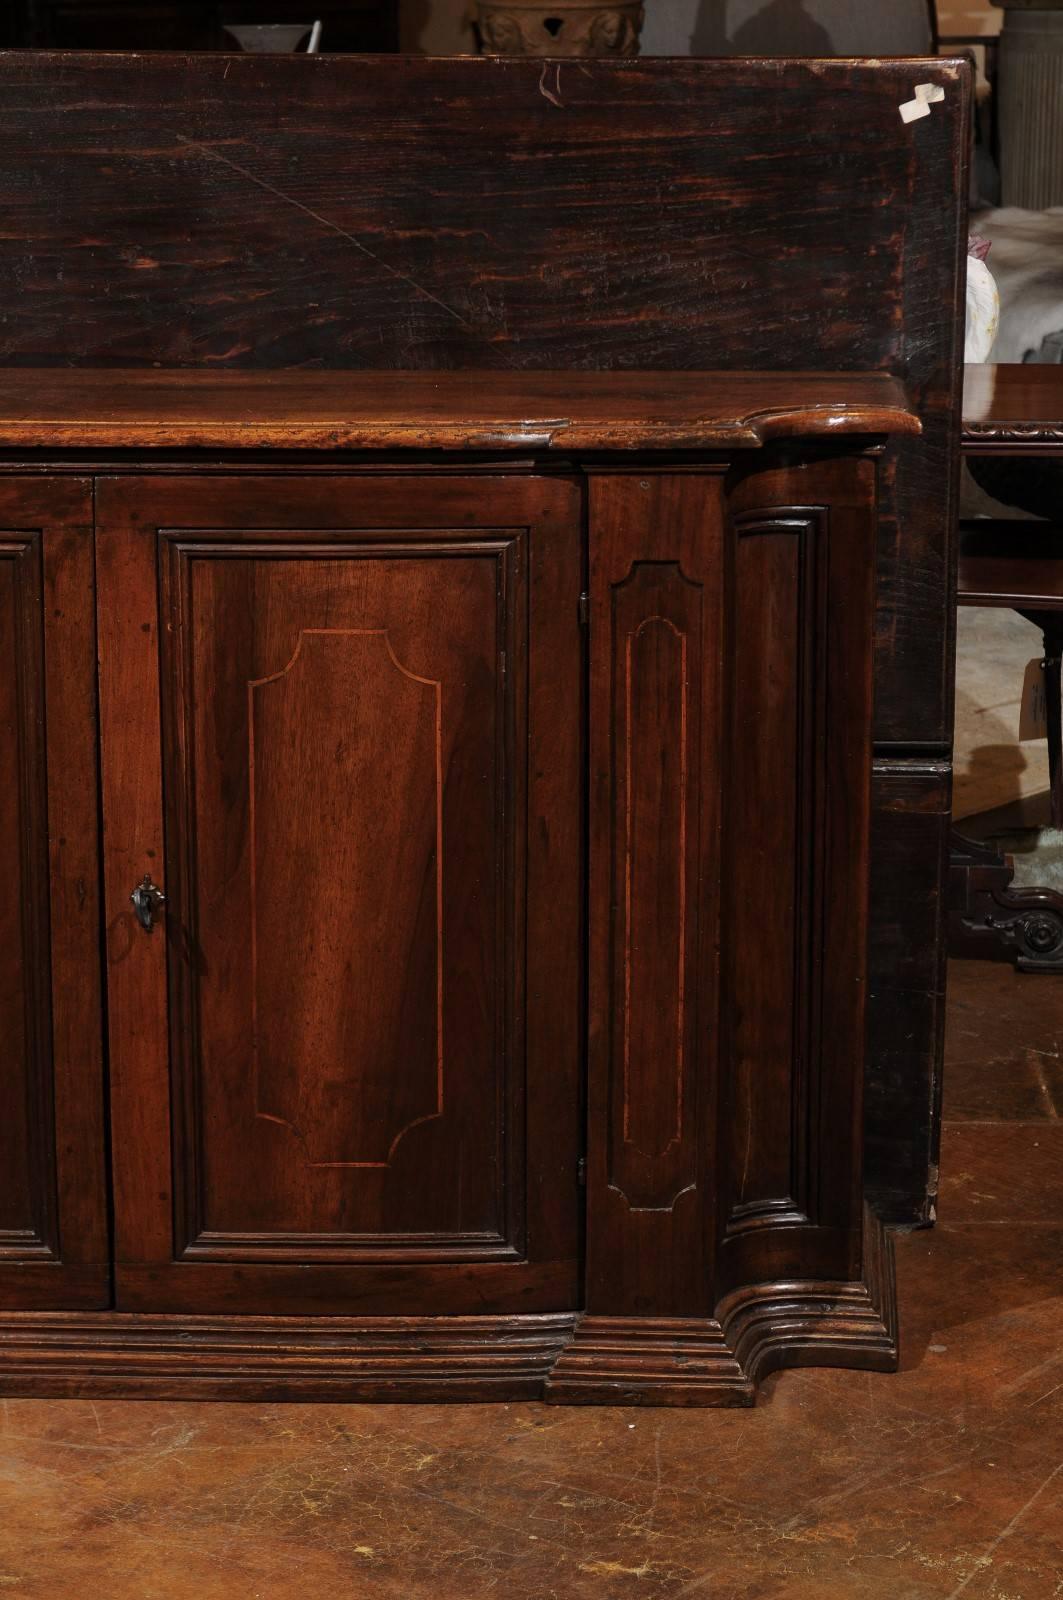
[{"x1": 131, "y1": 874, "x2": 166, "y2": 933}]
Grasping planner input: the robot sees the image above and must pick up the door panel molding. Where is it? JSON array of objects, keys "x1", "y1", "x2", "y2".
[{"x1": 97, "y1": 475, "x2": 582, "y2": 1316}]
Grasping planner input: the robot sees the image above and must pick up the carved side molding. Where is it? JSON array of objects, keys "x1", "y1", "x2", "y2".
[{"x1": 964, "y1": 422, "x2": 1063, "y2": 449}]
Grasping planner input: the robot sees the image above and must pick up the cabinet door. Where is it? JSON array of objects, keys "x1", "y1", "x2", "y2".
[
  {"x1": 0, "y1": 477, "x2": 109, "y2": 1309},
  {"x1": 97, "y1": 474, "x2": 582, "y2": 1316}
]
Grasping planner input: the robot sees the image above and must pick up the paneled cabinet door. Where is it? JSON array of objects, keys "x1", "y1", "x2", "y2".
[
  {"x1": 0, "y1": 478, "x2": 109, "y2": 1310},
  {"x1": 96, "y1": 474, "x2": 582, "y2": 1316}
]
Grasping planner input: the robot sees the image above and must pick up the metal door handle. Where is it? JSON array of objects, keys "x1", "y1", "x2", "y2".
[{"x1": 131, "y1": 874, "x2": 166, "y2": 933}]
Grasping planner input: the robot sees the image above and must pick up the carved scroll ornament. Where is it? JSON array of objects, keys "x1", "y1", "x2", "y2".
[{"x1": 476, "y1": 0, "x2": 645, "y2": 57}]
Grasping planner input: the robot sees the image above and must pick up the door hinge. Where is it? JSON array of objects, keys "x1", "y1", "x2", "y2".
[
  {"x1": 578, "y1": 592, "x2": 589, "y2": 627},
  {"x1": 577, "y1": 1156, "x2": 587, "y2": 1186}
]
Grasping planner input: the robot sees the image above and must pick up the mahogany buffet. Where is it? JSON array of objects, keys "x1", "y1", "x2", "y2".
[{"x1": 0, "y1": 54, "x2": 969, "y2": 1404}]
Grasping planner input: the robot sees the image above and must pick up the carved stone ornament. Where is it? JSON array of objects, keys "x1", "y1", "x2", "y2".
[{"x1": 476, "y1": 0, "x2": 645, "y2": 57}]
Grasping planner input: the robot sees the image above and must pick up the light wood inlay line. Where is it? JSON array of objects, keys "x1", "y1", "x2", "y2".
[
  {"x1": 247, "y1": 628, "x2": 444, "y2": 1169},
  {"x1": 622, "y1": 614, "x2": 688, "y2": 1154}
]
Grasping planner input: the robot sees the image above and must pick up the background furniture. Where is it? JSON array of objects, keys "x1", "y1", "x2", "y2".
[
  {"x1": 0, "y1": 52, "x2": 968, "y2": 1263},
  {"x1": 952, "y1": 363, "x2": 1063, "y2": 970},
  {"x1": 991, "y1": 0, "x2": 1063, "y2": 206},
  {"x1": 0, "y1": 1, "x2": 395, "y2": 49},
  {"x1": 641, "y1": 0, "x2": 935, "y2": 55},
  {"x1": 475, "y1": 0, "x2": 643, "y2": 54},
  {"x1": 222, "y1": 21, "x2": 323, "y2": 49},
  {"x1": 0, "y1": 368, "x2": 915, "y2": 1402}
]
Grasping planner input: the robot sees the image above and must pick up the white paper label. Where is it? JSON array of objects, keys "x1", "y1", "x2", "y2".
[{"x1": 1019, "y1": 657, "x2": 1049, "y2": 742}]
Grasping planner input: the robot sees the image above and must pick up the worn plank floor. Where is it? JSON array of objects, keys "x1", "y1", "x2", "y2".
[{"x1": 2, "y1": 957, "x2": 1061, "y2": 1599}]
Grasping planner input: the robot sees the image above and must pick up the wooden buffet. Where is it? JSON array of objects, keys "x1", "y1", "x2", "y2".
[
  {"x1": 0, "y1": 368, "x2": 916, "y2": 1403},
  {"x1": 0, "y1": 51, "x2": 970, "y2": 1403}
]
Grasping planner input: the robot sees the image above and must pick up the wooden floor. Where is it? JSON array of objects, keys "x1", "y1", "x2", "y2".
[{"x1": 2, "y1": 957, "x2": 1062, "y2": 1599}]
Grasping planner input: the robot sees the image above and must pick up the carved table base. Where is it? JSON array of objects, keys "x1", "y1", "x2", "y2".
[{"x1": 949, "y1": 830, "x2": 1063, "y2": 972}]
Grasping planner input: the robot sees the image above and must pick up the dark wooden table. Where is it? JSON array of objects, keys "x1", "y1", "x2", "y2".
[{"x1": 950, "y1": 364, "x2": 1063, "y2": 971}]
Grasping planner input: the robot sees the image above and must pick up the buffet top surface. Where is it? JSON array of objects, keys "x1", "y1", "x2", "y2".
[{"x1": 0, "y1": 369, "x2": 918, "y2": 453}]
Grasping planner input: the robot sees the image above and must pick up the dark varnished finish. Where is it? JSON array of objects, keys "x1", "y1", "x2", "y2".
[
  {"x1": 0, "y1": 1313, "x2": 578, "y2": 1401},
  {"x1": 549, "y1": 1210, "x2": 895, "y2": 1408},
  {"x1": 0, "y1": 51, "x2": 971, "y2": 1237},
  {"x1": 96, "y1": 472, "x2": 583, "y2": 1318},
  {"x1": 0, "y1": 369, "x2": 919, "y2": 453},
  {"x1": 584, "y1": 472, "x2": 724, "y2": 1318},
  {"x1": 562, "y1": 450, "x2": 889, "y2": 1400},
  {"x1": 959, "y1": 522, "x2": 1063, "y2": 608},
  {"x1": 963, "y1": 361, "x2": 1063, "y2": 452},
  {"x1": 0, "y1": 52, "x2": 967, "y2": 743},
  {"x1": 865, "y1": 762, "x2": 951, "y2": 1228},
  {"x1": 0, "y1": 477, "x2": 109, "y2": 1310},
  {"x1": 0, "y1": 363, "x2": 911, "y2": 1401}
]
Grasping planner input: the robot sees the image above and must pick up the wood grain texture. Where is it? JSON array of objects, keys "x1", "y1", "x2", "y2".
[
  {"x1": 96, "y1": 472, "x2": 583, "y2": 1317},
  {"x1": 865, "y1": 763, "x2": 951, "y2": 1229},
  {"x1": 964, "y1": 361, "x2": 1063, "y2": 452},
  {"x1": 0, "y1": 477, "x2": 109, "y2": 1311},
  {"x1": 584, "y1": 449, "x2": 879, "y2": 1343},
  {"x1": 958, "y1": 523, "x2": 1063, "y2": 608},
  {"x1": 0, "y1": 1312, "x2": 578, "y2": 1401},
  {"x1": 585, "y1": 473, "x2": 724, "y2": 1319},
  {"x1": 0, "y1": 51, "x2": 967, "y2": 743},
  {"x1": 548, "y1": 1211, "x2": 895, "y2": 1408},
  {"x1": 719, "y1": 454, "x2": 876, "y2": 1294},
  {"x1": 0, "y1": 50, "x2": 970, "y2": 1238},
  {"x1": 0, "y1": 1208, "x2": 895, "y2": 1403},
  {"x1": 0, "y1": 370, "x2": 918, "y2": 452}
]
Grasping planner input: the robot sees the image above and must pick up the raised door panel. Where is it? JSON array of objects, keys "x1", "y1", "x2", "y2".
[
  {"x1": 0, "y1": 477, "x2": 109, "y2": 1310},
  {"x1": 585, "y1": 474, "x2": 725, "y2": 1317},
  {"x1": 97, "y1": 474, "x2": 581, "y2": 1315}
]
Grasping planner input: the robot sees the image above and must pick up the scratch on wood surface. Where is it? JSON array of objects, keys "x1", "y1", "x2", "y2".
[
  {"x1": 538, "y1": 63, "x2": 564, "y2": 109},
  {"x1": 579, "y1": 1558, "x2": 662, "y2": 1578},
  {"x1": 942, "y1": 1458, "x2": 1063, "y2": 1600},
  {"x1": 169, "y1": 131, "x2": 508, "y2": 354},
  {"x1": 999, "y1": 1349, "x2": 1063, "y2": 1400}
]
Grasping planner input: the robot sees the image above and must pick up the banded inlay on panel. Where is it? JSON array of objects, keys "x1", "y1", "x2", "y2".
[
  {"x1": 162, "y1": 533, "x2": 519, "y2": 1253},
  {"x1": 609, "y1": 561, "x2": 702, "y2": 1212},
  {"x1": 249, "y1": 629, "x2": 443, "y2": 1169}
]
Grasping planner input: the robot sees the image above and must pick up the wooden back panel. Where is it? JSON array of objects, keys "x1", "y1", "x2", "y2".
[{"x1": 0, "y1": 51, "x2": 968, "y2": 740}]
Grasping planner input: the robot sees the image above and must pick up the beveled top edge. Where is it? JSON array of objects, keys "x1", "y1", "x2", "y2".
[{"x1": 0, "y1": 369, "x2": 919, "y2": 453}]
